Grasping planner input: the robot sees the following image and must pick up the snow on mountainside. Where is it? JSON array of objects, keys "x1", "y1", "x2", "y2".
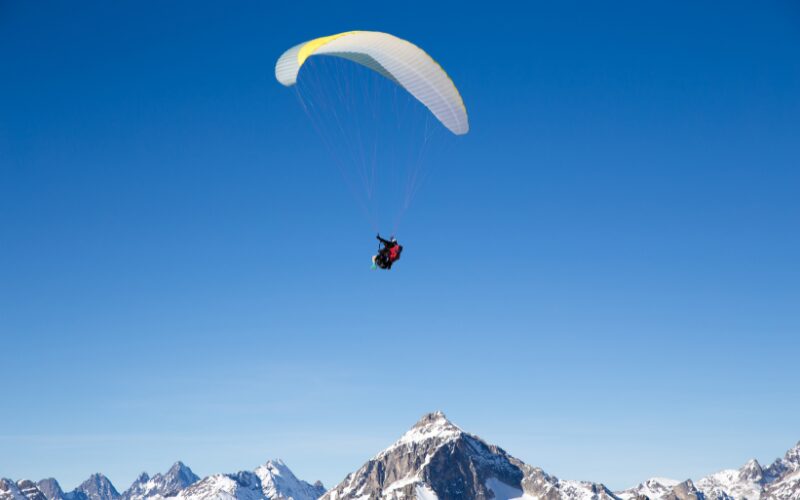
[
  {"x1": 177, "y1": 472, "x2": 264, "y2": 500},
  {"x1": 0, "y1": 480, "x2": 29, "y2": 500},
  {"x1": 8, "y1": 461, "x2": 320, "y2": 500},
  {"x1": 761, "y1": 442, "x2": 800, "y2": 500},
  {"x1": 766, "y1": 442, "x2": 800, "y2": 480},
  {"x1": 764, "y1": 468, "x2": 800, "y2": 500},
  {"x1": 616, "y1": 477, "x2": 681, "y2": 500},
  {"x1": 176, "y1": 461, "x2": 324, "y2": 500},
  {"x1": 255, "y1": 460, "x2": 325, "y2": 500},
  {"x1": 322, "y1": 411, "x2": 615, "y2": 500},
  {"x1": 616, "y1": 478, "x2": 707, "y2": 500},
  {"x1": 695, "y1": 459, "x2": 765, "y2": 500},
  {"x1": 615, "y1": 441, "x2": 800, "y2": 500}
]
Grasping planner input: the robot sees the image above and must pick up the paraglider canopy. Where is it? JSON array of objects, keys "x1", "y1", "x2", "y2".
[
  {"x1": 275, "y1": 31, "x2": 469, "y2": 135},
  {"x1": 275, "y1": 30, "x2": 469, "y2": 237}
]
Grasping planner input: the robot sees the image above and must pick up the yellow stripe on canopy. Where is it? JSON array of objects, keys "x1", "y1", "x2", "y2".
[{"x1": 297, "y1": 31, "x2": 359, "y2": 66}]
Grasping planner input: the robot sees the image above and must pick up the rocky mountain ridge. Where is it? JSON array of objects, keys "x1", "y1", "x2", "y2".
[
  {"x1": 613, "y1": 438, "x2": 800, "y2": 500},
  {"x1": 2, "y1": 460, "x2": 322, "y2": 500},
  {"x1": 3, "y1": 412, "x2": 798, "y2": 499}
]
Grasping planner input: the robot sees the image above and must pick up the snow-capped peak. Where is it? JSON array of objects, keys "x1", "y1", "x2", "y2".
[
  {"x1": 739, "y1": 458, "x2": 764, "y2": 482},
  {"x1": 254, "y1": 459, "x2": 325, "y2": 500},
  {"x1": 383, "y1": 411, "x2": 463, "y2": 454},
  {"x1": 256, "y1": 460, "x2": 287, "y2": 474},
  {"x1": 324, "y1": 411, "x2": 619, "y2": 500},
  {"x1": 616, "y1": 477, "x2": 682, "y2": 500},
  {"x1": 697, "y1": 466, "x2": 763, "y2": 500}
]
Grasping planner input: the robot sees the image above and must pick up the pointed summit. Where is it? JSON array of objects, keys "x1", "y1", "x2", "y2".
[
  {"x1": 131, "y1": 475, "x2": 148, "y2": 487},
  {"x1": 166, "y1": 462, "x2": 188, "y2": 475},
  {"x1": 739, "y1": 458, "x2": 764, "y2": 482},
  {"x1": 70, "y1": 474, "x2": 119, "y2": 500},
  {"x1": 162, "y1": 462, "x2": 199, "y2": 493},
  {"x1": 323, "y1": 411, "x2": 615, "y2": 500},
  {"x1": 617, "y1": 477, "x2": 681, "y2": 500},
  {"x1": 384, "y1": 411, "x2": 463, "y2": 454},
  {"x1": 415, "y1": 410, "x2": 448, "y2": 425},
  {"x1": 254, "y1": 460, "x2": 325, "y2": 500}
]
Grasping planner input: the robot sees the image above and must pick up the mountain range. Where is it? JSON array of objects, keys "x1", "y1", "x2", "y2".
[{"x1": 2, "y1": 412, "x2": 798, "y2": 500}]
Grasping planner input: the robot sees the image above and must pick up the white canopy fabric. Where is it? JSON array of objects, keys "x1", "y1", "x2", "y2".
[{"x1": 275, "y1": 31, "x2": 469, "y2": 135}]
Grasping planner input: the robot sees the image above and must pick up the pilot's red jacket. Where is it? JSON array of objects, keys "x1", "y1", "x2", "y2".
[{"x1": 389, "y1": 245, "x2": 402, "y2": 261}]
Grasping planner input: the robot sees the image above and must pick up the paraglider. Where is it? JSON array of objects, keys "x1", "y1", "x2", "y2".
[
  {"x1": 275, "y1": 31, "x2": 468, "y2": 270},
  {"x1": 372, "y1": 234, "x2": 403, "y2": 270}
]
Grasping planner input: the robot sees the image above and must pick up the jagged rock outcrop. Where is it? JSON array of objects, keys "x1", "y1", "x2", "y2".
[
  {"x1": 122, "y1": 462, "x2": 199, "y2": 500},
  {"x1": 695, "y1": 459, "x2": 765, "y2": 499},
  {"x1": 617, "y1": 441, "x2": 800, "y2": 500},
  {"x1": 0, "y1": 480, "x2": 28, "y2": 500},
  {"x1": 67, "y1": 474, "x2": 119, "y2": 500},
  {"x1": 36, "y1": 480, "x2": 65, "y2": 500},
  {"x1": 14, "y1": 481, "x2": 47, "y2": 500},
  {"x1": 761, "y1": 442, "x2": 800, "y2": 500}
]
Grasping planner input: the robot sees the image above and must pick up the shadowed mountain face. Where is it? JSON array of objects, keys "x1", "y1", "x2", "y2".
[
  {"x1": 4, "y1": 413, "x2": 800, "y2": 500},
  {"x1": 36, "y1": 480, "x2": 64, "y2": 500},
  {"x1": 69, "y1": 474, "x2": 120, "y2": 500}
]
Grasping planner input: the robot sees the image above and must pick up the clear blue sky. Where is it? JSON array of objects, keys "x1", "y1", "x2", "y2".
[{"x1": 1, "y1": 0, "x2": 799, "y2": 492}]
